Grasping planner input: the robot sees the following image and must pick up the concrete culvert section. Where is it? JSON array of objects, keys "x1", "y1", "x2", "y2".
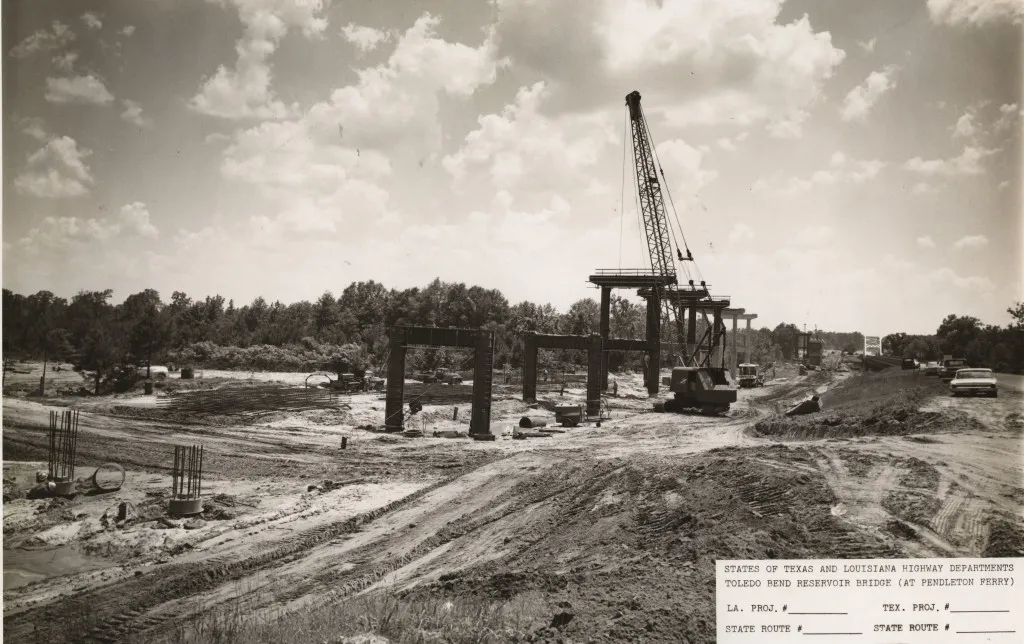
[{"x1": 518, "y1": 416, "x2": 548, "y2": 428}]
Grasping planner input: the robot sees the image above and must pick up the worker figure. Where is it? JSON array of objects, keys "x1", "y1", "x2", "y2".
[
  {"x1": 543, "y1": 369, "x2": 549, "y2": 383},
  {"x1": 612, "y1": 380, "x2": 618, "y2": 396}
]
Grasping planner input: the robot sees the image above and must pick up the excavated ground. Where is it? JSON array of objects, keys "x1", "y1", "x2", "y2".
[{"x1": 3, "y1": 363, "x2": 1023, "y2": 643}]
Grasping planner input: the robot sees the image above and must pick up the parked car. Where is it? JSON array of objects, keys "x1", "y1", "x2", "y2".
[
  {"x1": 939, "y1": 358, "x2": 968, "y2": 381},
  {"x1": 949, "y1": 368, "x2": 998, "y2": 397},
  {"x1": 923, "y1": 361, "x2": 940, "y2": 376},
  {"x1": 901, "y1": 358, "x2": 918, "y2": 370}
]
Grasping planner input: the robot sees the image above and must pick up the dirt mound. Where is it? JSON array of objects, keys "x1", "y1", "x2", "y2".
[
  {"x1": 409, "y1": 446, "x2": 897, "y2": 643},
  {"x1": 752, "y1": 388, "x2": 983, "y2": 440}
]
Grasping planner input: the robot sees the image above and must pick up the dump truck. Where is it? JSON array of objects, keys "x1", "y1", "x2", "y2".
[
  {"x1": 736, "y1": 363, "x2": 764, "y2": 388},
  {"x1": 661, "y1": 367, "x2": 738, "y2": 415}
]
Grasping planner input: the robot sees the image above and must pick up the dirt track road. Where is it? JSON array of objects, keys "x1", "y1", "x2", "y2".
[{"x1": 4, "y1": 367, "x2": 1023, "y2": 643}]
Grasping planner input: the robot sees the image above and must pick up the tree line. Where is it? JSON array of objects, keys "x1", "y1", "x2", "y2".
[
  {"x1": 882, "y1": 305, "x2": 1024, "y2": 373},
  {"x1": 14, "y1": 278, "x2": 1006, "y2": 394}
]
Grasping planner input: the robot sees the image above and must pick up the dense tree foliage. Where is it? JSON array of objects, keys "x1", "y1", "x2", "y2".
[{"x1": 6, "y1": 281, "x2": 1019, "y2": 391}]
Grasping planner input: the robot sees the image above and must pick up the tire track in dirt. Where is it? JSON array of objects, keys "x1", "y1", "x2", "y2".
[{"x1": 2, "y1": 461, "x2": 496, "y2": 644}]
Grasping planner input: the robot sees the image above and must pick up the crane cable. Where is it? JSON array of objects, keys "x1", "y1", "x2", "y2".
[{"x1": 644, "y1": 111, "x2": 708, "y2": 289}]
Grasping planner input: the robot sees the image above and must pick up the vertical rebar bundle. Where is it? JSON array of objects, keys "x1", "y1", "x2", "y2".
[
  {"x1": 48, "y1": 410, "x2": 79, "y2": 482},
  {"x1": 171, "y1": 444, "x2": 204, "y2": 500}
]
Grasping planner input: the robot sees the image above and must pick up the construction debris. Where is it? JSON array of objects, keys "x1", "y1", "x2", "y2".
[{"x1": 519, "y1": 416, "x2": 548, "y2": 429}]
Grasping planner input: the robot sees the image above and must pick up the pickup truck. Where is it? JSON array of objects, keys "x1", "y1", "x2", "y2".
[{"x1": 939, "y1": 358, "x2": 968, "y2": 381}]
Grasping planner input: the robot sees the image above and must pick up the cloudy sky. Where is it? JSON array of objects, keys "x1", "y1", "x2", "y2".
[{"x1": 2, "y1": 0, "x2": 1021, "y2": 335}]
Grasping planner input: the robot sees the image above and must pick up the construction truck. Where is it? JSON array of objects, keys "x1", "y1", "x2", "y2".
[
  {"x1": 736, "y1": 363, "x2": 764, "y2": 388},
  {"x1": 661, "y1": 367, "x2": 738, "y2": 415},
  {"x1": 335, "y1": 370, "x2": 384, "y2": 392}
]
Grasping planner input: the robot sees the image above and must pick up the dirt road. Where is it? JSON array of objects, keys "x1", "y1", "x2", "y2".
[{"x1": 3, "y1": 366, "x2": 1022, "y2": 643}]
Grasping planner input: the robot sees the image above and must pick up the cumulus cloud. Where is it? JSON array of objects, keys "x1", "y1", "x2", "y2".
[
  {"x1": 952, "y1": 234, "x2": 989, "y2": 250},
  {"x1": 443, "y1": 81, "x2": 615, "y2": 195},
  {"x1": 121, "y1": 99, "x2": 152, "y2": 128},
  {"x1": 81, "y1": 12, "x2": 103, "y2": 30},
  {"x1": 341, "y1": 23, "x2": 391, "y2": 53},
  {"x1": 994, "y1": 103, "x2": 1021, "y2": 133},
  {"x1": 766, "y1": 109, "x2": 810, "y2": 139},
  {"x1": 119, "y1": 202, "x2": 160, "y2": 238},
  {"x1": 190, "y1": 0, "x2": 329, "y2": 119},
  {"x1": 8, "y1": 21, "x2": 75, "y2": 58},
  {"x1": 927, "y1": 0, "x2": 1024, "y2": 27},
  {"x1": 18, "y1": 202, "x2": 160, "y2": 254},
  {"x1": 44, "y1": 74, "x2": 115, "y2": 105},
  {"x1": 858, "y1": 38, "x2": 876, "y2": 53},
  {"x1": 952, "y1": 111, "x2": 977, "y2": 139},
  {"x1": 21, "y1": 118, "x2": 48, "y2": 141},
  {"x1": 120, "y1": 25, "x2": 136, "y2": 37},
  {"x1": 917, "y1": 235, "x2": 936, "y2": 248},
  {"x1": 52, "y1": 51, "x2": 78, "y2": 73},
  {"x1": 840, "y1": 66, "x2": 898, "y2": 121},
  {"x1": 492, "y1": 0, "x2": 845, "y2": 127},
  {"x1": 912, "y1": 182, "x2": 939, "y2": 195},
  {"x1": 14, "y1": 136, "x2": 94, "y2": 198},
  {"x1": 923, "y1": 267, "x2": 995, "y2": 292},
  {"x1": 904, "y1": 146, "x2": 997, "y2": 176},
  {"x1": 770, "y1": 154, "x2": 885, "y2": 195}
]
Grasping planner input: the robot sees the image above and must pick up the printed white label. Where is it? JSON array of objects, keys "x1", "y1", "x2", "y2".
[{"x1": 717, "y1": 558, "x2": 1021, "y2": 642}]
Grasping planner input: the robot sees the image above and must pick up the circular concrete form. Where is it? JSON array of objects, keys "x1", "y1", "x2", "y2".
[
  {"x1": 52, "y1": 480, "x2": 76, "y2": 496},
  {"x1": 168, "y1": 498, "x2": 204, "y2": 517}
]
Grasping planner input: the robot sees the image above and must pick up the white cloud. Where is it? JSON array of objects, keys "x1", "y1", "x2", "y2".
[
  {"x1": 656, "y1": 139, "x2": 719, "y2": 195},
  {"x1": 189, "y1": 0, "x2": 329, "y2": 119},
  {"x1": 493, "y1": 0, "x2": 845, "y2": 128},
  {"x1": 44, "y1": 74, "x2": 115, "y2": 105},
  {"x1": 717, "y1": 137, "x2": 737, "y2": 151},
  {"x1": 840, "y1": 66, "x2": 898, "y2": 122},
  {"x1": 341, "y1": 23, "x2": 391, "y2": 53},
  {"x1": 998, "y1": 180, "x2": 1010, "y2": 191},
  {"x1": 994, "y1": 103, "x2": 1021, "y2": 132},
  {"x1": 17, "y1": 203, "x2": 160, "y2": 254},
  {"x1": 728, "y1": 222, "x2": 754, "y2": 243},
  {"x1": 912, "y1": 181, "x2": 939, "y2": 195},
  {"x1": 796, "y1": 225, "x2": 834, "y2": 245},
  {"x1": 771, "y1": 154, "x2": 885, "y2": 196},
  {"x1": 8, "y1": 21, "x2": 75, "y2": 59},
  {"x1": 927, "y1": 0, "x2": 1024, "y2": 27},
  {"x1": 952, "y1": 111, "x2": 976, "y2": 139},
  {"x1": 120, "y1": 25, "x2": 136, "y2": 37},
  {"x1": 443, "y1": 81, "x2": 615, "y2": 195},
  {"x1": 14, "y1": 136, "x2": 94, "y2": 198},
  {"x1": 21, "y1": 118, "x2": 48, "y2": 141},
  {"x1": 766, "y1": 109, "x2": 810, "y2": 139},
  {"x1": 923, "y1": 267, "x2": 996, "y2": 292},
  {"x1": 858, "y1": 38, "x2": 876, "y2": 53},
  {"x1": 904, "y1": 145, "x2": 997, "y2": 176},
  {"x1": 121, "y1": 99, "x2": 152, "y2": 128},
  {"x1": 952, "y1": 234, "x2": 989, "y2": 250},
  {"x1": 52, "y1": 51, "x2": 78, "y2": 73},
  {"x1": 82, "y1": 12, "x2": 103, "y2": 30},
  {"x1": 917, "y1": 235, "x2": 936, "y2": 248},
  {"x1": 119, "y1": 202, "x2": 160, "y2": 239}
]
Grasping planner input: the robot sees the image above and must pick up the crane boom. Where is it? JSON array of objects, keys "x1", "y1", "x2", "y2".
[{"x1": 626, "y1": 91, "x2": 676, "y2": 282}]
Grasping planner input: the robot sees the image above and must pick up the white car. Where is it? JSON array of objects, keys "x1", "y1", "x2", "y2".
[{"x1": 949, "y1": 368, "x2": 998, "y2": 398}]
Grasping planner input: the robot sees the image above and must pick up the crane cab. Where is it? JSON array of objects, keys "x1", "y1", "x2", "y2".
[{"x1": 660, "y1": 366, "x2": 737, "y2": 415}]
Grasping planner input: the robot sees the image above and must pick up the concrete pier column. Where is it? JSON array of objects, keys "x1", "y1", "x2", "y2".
[
  {"x1": 599, "y1": 286, "x2": 611, "y2": 390},
  {"x1": 711, "y1": 307, "x2": 723, "y2": 368},
  {"x1": 470, "y1": 331, "x2": 494, "y2": 437},
  {"x1": 586, "y1": 334, "x2": 603, "y2": 417},
  {"x1": 730, "y1": 314, "x2": 739, "y2": 379},
  {"x1": 384, "y1": 329, "x2": 407, "y2": 432},
  {"x1": 687, "y1": 303, "x2": 697, "y2": 360},
  {"x1": 645, "y1": 292, "x2": 660, "y2": 395},
  {"x1": 522, "y1": 332, "x2": 537, "y2": 401}
]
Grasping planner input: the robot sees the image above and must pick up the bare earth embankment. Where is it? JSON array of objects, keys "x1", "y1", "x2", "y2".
[{"x1": 3, "y1": 363, "x2": 1022, "y2": 643}]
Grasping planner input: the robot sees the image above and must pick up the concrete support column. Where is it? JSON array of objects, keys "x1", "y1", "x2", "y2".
[
  {"x1": 522, "y1": 333, "x2": 537, "y2": 401},
  {"x1": 745, "y1": 318, "x2": 752, "y2": 364},
  {"x1": 599, "y1": 286, "x2": 611, "y2": 391},
  {"x1": 384, "y1": 329, "x2": 407, "y2": 432},
  {"x1": 730, "y1": 314, "x2": 739, "y2": 379},
  {"x1": 586, "y1": 334, "x2": 603, "y2": 417},
  {"x1": 711, "y1": 308, "x2": 723, "y2": 368},
  {"x1": 645, "y1": 292, "x2": 660, "y2": 396},
  {"x1": 470, "y1": 331, "x2": 494, "y2": 437}
]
